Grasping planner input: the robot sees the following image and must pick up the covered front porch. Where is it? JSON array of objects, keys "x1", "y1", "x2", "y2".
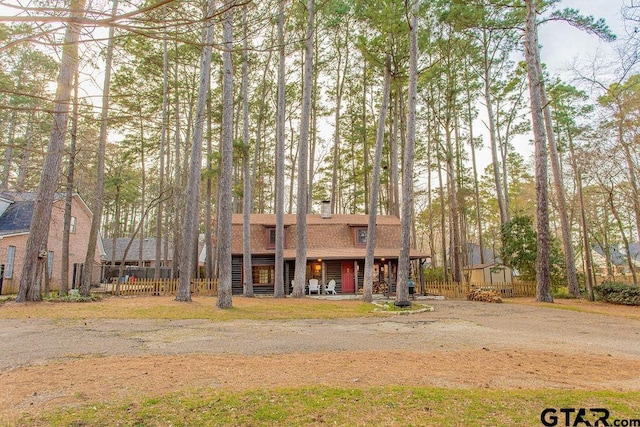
[
  {"x1": 303, "y1": 258, "x2": 396, "y2": 295},
  {"x1": 231, "y1": 253, "x2": 427, "y2": 296}
]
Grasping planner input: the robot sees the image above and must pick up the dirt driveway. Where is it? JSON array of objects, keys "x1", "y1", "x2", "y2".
[{"x1": 1, "y1": 297, "x2": 639, "y2": 422}]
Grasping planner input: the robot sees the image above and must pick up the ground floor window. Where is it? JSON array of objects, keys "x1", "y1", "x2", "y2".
[
  {"x1": 47, "y1": 251, "x2": 54, "y2": 279},
  {"x1": 252, "y1": 265, "x2": 274, "y2": 285},
  {"x1": 6, "y1": 245, "x2": 16, "y2": 278}
]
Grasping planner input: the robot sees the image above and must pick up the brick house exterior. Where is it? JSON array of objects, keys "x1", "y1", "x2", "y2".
[
  {"x1": 0, "y1": 192, "x2": 104, "y2": 295},
  {"x1": 227, "y1": 212, "x2": 429, "y2": 295}
]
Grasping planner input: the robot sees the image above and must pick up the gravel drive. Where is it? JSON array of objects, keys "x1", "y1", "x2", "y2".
[{"x1": 1, "y1": 297, "x2": 639, "y2": 421}]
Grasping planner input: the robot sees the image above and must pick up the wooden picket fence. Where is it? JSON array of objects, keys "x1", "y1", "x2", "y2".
[
  {"x1": 423, "y1": 281, "x2": 536, "y2": 299},
  {"x1": 109, "y1": 278, "x2": 217, "y2": 297},
  {"x1": 106, "y1": 278, "x2": 534, "y2": 299}
]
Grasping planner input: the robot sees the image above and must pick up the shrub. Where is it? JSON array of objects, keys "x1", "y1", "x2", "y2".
[
  {"x1": 593, "y1": 282, "x2": 640, "y2": 306},
  {"x1": 43, "y1": 292, "x2": 102, "y2": 303},
  {"x1": 551, "y1": 287, "x2": 572, "y2": 299},
  {"x1": 423, "y1": 267, "x2": 446, "y2": 282}
]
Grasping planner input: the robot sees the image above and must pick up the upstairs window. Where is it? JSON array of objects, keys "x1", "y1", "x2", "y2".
[
  {"x1": 266, "y1": 227, "x2": 276, "y2": 249},
  {"x1": 70, "y1": 216, "x2": 77, "y2": 234},
  {"x1": 354, "y1": 227, "x2": 368, "y2": 247},
  {"x1": 266, "y1": 227, "x2": 286, "y2": 249}
]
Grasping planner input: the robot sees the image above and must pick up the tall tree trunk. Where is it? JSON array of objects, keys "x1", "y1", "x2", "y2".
[
  {"x1": 606, "y1": 187, "x2": 638, "y2": 286},
  {"x1": 524, "y1": 0, "x2": 553, "y2": 303},
  {"x1": 17, "y1": 0, "x2": 86, "y2": 302},
  {"x1": 205, "y1": 95, "x2": 214, "y2": 279},
  {"x1": 396, "y1": 3, "x2": 417, "y2": 305},
  {"x1": 16, "y1": 113, "x2": 34, "y2": 191},
  {"x1": 241, "y1": 5, "x2": 255, "y2": 297},
  {"x1": 619, "y1": 125, "x2": 640, "y2": 243},
  {"x1": 274, "y1": 0, "x2": 286, "y2": 298},
  {"x1": 138, "y1": 122, "x2": 146, "y2": 266},
  {"x1": 540, "y1": 72, "x2": 579, "y2": 297},
  {"x1": 79, "y1": 0, "x2": 116, "y2": 296},
  {"x1": 1, "y1": 111, "x2": 16, "y2": 191},
  {"x1": 568, "y1": 131, "x2": 594, "y2": 299},
  {"x1": 155, "y1": 14, "x2": 168, "y2": 280},
  {"x1": 292, "y1": 0, "x2": 315, "y2": 298},
  {"x1": 601, "y1": 197, "x2": 613, "y2": 281},
  {"x1": 110, "y1": 188, "x2": 121, "y2": 267},
  {"x1": 288, "y1": 120, "x2": 296, "y2": 215},
  {"x1": 426, "y1": 120, "x2": 436, "y2": 268},
  {"x1": 389, "y1": 91, "x2": 400, "y2": 217},
  {"x1": 467, "y1": 86, "x2": 484, "y2": 264},
  {"x1": 171, "y1": 41, "x2": 183, "y2": 279},
  {"x1": 437, "y1": 153, "x2": 448, "y2": 281},
  {"x1": 216, "y1": 3, "x2": 235, "y2": 309},
  {"x1": 176, "y1": 0, "x2": 216, "y2": 302},
  {"x1": 253, "y1": 36, "x2": 272, "y2": 215},
  {"x1": 483, "y1": 28, "x2": 508, "y2": 225},
  {"x1": 330, "y1": 27, "x2": 348, "y2": 214},
  {"x1": 308, "y1": 14, "x2": 320, "y2": 214},
  {"x1": 362, "y1": 58, "x2": 391, "y2": 303},
  {"x1": 362, "y1": 58, "x2": 369, "y2": 215},
  {"x1": 445, "y1": 125, "x2": 462, "y2": 283},
  {"x1": 61, "y1": 69, "x2": 79, "y2": 296}
]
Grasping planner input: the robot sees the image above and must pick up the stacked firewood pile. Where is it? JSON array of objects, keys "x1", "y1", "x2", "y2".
[
  {"x1": 356, "y1": 281, "x2": 389, "y2": 294},
  {"x1": 467, "y1": 288, "x2": 503, "y2": 303},
  {"x1": 373, "y1": 281, "x2": 388, "y2": 294}
]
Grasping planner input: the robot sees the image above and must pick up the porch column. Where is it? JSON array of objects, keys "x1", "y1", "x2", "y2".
[
  {"x1": 321, "y1": 260, "x2": 327, "y2": 294},
  {"x1": 419, "y1": 258, "x2": 425, "y2": 295},
  {"x1": 354, "y1": 260, "x2": 359, "y2": 294},
  {"x1": 387, "y1": 259, "x2": 393, "y2": 294}
]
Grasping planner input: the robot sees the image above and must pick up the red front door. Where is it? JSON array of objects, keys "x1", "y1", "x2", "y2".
[{"x1": 341, "y1": 261, "x2": 355, "y2": 293}]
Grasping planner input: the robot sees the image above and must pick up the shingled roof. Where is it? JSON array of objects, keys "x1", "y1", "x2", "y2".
[
  {"x1": 102, "y1": 237, "x2": 173, "y2": 263},
  {"x1": 0, "y1": 200, "x2": 34, "y2": 237},
  {"x1": 230, "y1": 213, "x2": 430, "y2": 260}
]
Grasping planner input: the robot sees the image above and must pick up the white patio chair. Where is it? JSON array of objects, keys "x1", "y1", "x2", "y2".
[
  {"x1": 326, "y1": 279, "x2": 337, "y2": 295},
  {"x1": 308, "y1": 279, "x2": 320, "y2": 295}
]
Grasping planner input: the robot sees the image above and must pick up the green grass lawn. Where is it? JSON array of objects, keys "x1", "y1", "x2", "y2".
[{"x1": 14, "y1": 386, "x2": 640, "y2": 427}]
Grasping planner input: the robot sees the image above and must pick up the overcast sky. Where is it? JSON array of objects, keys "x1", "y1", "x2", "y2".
[{"x1": 538, "y1": 0, "x2": 627, "y2": 77}]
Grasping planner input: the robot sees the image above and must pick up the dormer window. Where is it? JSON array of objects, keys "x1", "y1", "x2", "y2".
[
  {"x1": 266, "y1": 227, "x2": 276, "y2": 249},
  {"x1": 354, "y1": 227, "x2": 367, "y2": 247}
]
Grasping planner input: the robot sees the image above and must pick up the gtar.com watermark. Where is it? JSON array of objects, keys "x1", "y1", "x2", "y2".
[{"x1": 541, "y1": 408, "x2": 640, "y2": 426}]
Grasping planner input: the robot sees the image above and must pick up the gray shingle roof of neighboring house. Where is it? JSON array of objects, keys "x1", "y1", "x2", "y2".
[
  {"x1": 464, "y1": 242, "x2": 497, "y2": 266},
  {"x1": 102, "y1": 237, "x2": 173, "y2": 263},
  {"x1": 0, "y1": 200, "x2": 35, "y2": 236},
  {"x1": 0, "y1": 192, "x2": 94, "y2": 237},
  {"x1": 592, "y1": 243, "x2": 640, "y2": 267}
]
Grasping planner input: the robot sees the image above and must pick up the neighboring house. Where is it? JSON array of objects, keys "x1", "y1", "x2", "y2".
[
  {"x1": 101, "y1": 237, "x2": 173, "y2": 281},
  {"x1": 463, "y1": 263, "x2": 513, "y2": 285},
  {"x1": 223, "y1": 210, "x2": 430, "y2": 295},
  {"x1": 591, "y1": 244, "x2": 640, "y2": 279},
  {"x1": 0, "y1": 192, "x2": 104, "y2": 295},
  {"x1": 464, "y1": 242, "x2": 497, "y2": 266},
  {"x1": 102, "y1": 237, "x2": 173, "y2": 267}
]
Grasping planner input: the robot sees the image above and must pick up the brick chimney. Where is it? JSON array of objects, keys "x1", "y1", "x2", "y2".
[{"x1": 320, "y1": 200, "x2": 331, "y2": 219}]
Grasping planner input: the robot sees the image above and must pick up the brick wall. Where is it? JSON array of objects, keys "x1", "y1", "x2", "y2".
[{"x1": 0, "y1": 195, "x2": 102, "y2": 294}]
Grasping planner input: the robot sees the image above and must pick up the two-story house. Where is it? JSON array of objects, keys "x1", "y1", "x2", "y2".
[
  {"x1": 228, "y1": 209, "x2": 429, "y2": 295},
  {"x1": 0, "y1": 192, "x2": 104, "y2": 295}
]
